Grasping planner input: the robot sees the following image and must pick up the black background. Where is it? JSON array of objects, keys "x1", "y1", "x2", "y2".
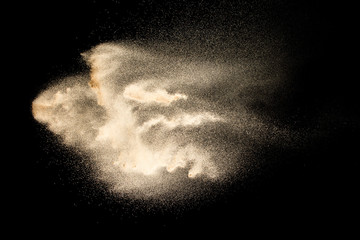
[{"x1": 14, "y1": 0, "x2": 358, "y2": 235}]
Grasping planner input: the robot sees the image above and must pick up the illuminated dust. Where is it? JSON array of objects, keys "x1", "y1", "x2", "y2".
[{"x1": 32, "y1": 42, "x2": 300, "y2": 202}]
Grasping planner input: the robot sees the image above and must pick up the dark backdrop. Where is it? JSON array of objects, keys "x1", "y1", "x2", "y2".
[{"x1": 13, "y1": 0, "x2": 358, "y2": 235}]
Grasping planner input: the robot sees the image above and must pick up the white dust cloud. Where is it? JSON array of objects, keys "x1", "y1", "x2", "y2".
[
  {"x1": 33, "y1": 42, "x2": 296, "y2": 200},
  {"x1": 33, "y1": 43, "x2": 235, "y2": 198}
]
